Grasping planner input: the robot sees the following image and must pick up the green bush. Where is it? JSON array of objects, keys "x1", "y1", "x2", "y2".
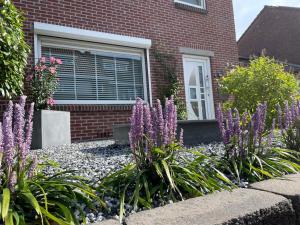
[
  {"x1": 0, "y1": 0, "x2": 30, "y2": 98},
  {"x1": 219, "y1": 56, "x2": 298, "y2": 126}
]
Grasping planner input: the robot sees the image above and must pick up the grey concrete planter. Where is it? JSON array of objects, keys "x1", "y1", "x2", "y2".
[
  {"x1": 31, "y1": 110, "x2": 71, "y2": 149},
  {"x1": 113, "y1": 120, "x2": 222, "y2": 146}
]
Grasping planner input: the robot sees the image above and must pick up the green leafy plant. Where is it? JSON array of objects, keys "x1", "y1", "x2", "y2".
[
  {"x1": 0, "y1": 96, "x2": 102, "y2": 224},
  {"x1": 216, "y1": 103, "x2": 300, "y2": 184},
  {"x1": 153, "y1": 49, "x2": 186, "y2": 120},
  {"x1": 219, "y1": 56, "x2": 298, "y2": 126},
  {"x1": 0, "y1": 0, "x2": 30, "y2": 98},
  {"x1": 27, "y1": 57, "x2": 62, "y2": 110},
  {"x1": 99, "y1": 97, "x2": 231, "y2": 222}
]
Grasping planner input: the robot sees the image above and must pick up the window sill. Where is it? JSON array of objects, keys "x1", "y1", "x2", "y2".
[{"x1": 174, "y1": 2, "x2": 207, "y2": 14}]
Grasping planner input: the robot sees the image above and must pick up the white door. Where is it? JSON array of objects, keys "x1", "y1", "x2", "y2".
[{"x1": 183, "y1": 55, "x2": 215, "y2": 120}]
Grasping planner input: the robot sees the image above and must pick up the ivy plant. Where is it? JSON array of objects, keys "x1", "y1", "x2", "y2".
[
  {"x1": 153, "y1": 49, "x2": 187, "y2": 120},
  {"x1": 0, "y1": 0, "x2": 30, "y2": 98}
]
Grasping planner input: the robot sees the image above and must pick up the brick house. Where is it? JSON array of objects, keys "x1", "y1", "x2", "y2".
[
  {"x1": 8, "y1": 0, "x2": 238, "y2": 142},
  {"x1": 238, "y1": 6, "x2": 300, "y2": 74}
]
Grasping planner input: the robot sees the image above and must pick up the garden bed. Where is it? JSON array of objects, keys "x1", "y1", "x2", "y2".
[{"x1": 32, "y1": 140, "x2": 225, "y2": 224}]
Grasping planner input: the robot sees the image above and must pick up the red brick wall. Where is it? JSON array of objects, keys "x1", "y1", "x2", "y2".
[{"x1": 4, "y1": 0, "x2": 238, "y2": 142}]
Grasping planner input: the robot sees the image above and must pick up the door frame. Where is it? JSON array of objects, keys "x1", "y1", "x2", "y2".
[{"x1": 182, "y1": 54, "x2": 215, "y2": 120}]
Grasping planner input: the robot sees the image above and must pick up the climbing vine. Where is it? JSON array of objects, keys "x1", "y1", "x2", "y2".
[{"x1": 153, "y1": 49, "x2": 187, "y2": 120}]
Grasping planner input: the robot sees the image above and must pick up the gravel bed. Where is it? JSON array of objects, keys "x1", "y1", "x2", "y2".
[
  {"x1": 32, "y1": 140, "x2": 132, "y2": 183},
  {"x1": 31, "y1": 140, "x2": 227, "y2": 224}
]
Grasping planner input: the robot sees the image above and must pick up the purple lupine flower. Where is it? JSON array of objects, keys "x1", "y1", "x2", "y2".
[
  {"x1": 297, "y1": 100, "x2": 300, "y2": 117},
  {"x1": 143, "y1": 104, "x2": 153, "y2": 140},
  {"x1": 151, "y1": 107, "x2": 158, "y2": 146},
  {"x1": 13, "y1": 103, "x2": 25, "y2": 150},
  {"x1": 277, "y1": 104, "x2": 283, "y2": 130},
  {"x1": 8, "y1": 171, "x2": 17, "y2": 192},
  {"x1": 28, "y1": 155, "x2": 37, "y2": 179},
  {"x1": 290, "y1": 98, "x2": 296, "y2": 123},
  {"x1": 3, "y1": 101, "x2": 14, "y2": 172},
  {"x1": 179, "y1": 128, "x2": 184, "y2": 146},
  {"x1": 166, "y1": 96, "x2": 177, "y2": 142},
  {"x1": 156, "y1": 99, "x2": 164, "y2": 140},
  {"x1": 284, "y1": 100, "x2": 291, "y2": 129},
  {"x1": 0, "y1": 122, "x2": 3, "y2": 166},
  {"x1": 24, "y1": 103, "x2": 34, "y2": 154},
  {"x1": 227, "y1": 109, "x2": 234, "y2": 136}
]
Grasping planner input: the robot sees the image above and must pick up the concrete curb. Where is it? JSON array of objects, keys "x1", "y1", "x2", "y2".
[
  {"x1": 94, "y1": 173, "x2": 300, "y2": 225},
  {"x1": 250, "y1": 173, "x2": 300, "y2": 224}
]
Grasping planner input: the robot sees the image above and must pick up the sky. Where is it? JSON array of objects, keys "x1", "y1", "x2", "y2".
[{"x1": 233, "y1": 0, "x2": 300, "y2": 40}]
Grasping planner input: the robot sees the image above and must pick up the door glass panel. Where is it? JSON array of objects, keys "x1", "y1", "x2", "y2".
[
  {"x1": 190, "y1": 88, "x2": 197, "y2": 99},
  {"x1": 191, "y1": 102, "x2": 199, "y2": 118},
  {"x1": 201, "y1": 100, "x2": 207, "y2": 120},
  {"x1": 189, "y1": 71, "x2": 197, "y2": 85},
  {"x1": 199, "y1": 66, "x2": 204, "y2": 87}
]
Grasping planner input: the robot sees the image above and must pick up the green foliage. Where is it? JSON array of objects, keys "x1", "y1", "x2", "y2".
[
  {"x1": 282, "y1": 128, "x2": 300, "y2": 152},
  {"x1": 153, "y1": 49, "x2": 186, "y2": 120},
  {"x1": 99, "y1": 144, "x2": 232, "y2": 223},
  {"x1": 0, "y1": 0, "x2": 30, "y2": 98},
  {"x1": 219, "y1": 56, "x2": 298, "y2": 126},
  {"x1": 218, "y1": 147, "x2": 300, "y2": 184},
  {"x1": 1, "y1": 168, "x2": 102, "y2": 225}
]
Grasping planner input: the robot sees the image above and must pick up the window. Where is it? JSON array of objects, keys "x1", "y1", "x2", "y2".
[
  {"x1": 39, "y1": 37, "x2": 147, "y2": 104},
  {"x1": 174, "y1": 0, "x2": 205, "y2": 9}
]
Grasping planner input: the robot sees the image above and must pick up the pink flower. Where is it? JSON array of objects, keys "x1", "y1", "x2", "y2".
[
  {"x1": 47, "y1": 98, "x2": 55, "y2": 106},
  {"x1": 50, "y1": 57, "x2": 56, "y2": 64},
  {"x1": 26, "y1": 75, "x2": 33, "y2": 81},
  {"x1": 40, "y1": 65, "x2": 47, "y2": 71},
  {"x1": 34, "y1": 65, "x2": 39, "y2": 71},
  {"x1": 49, "y1": 67, "x2": 56, "y2": 74},
  {"x1": 56, "y1": 58, "x2": 62, "y2": 65},
  {"x1": 40, "y1": 57, "x2": 46, "y2": 64}
]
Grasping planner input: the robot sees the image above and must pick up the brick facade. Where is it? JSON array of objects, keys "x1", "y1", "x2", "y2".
[{"x1": 2, "y1": 0, "x2": 238, "y2": 142}]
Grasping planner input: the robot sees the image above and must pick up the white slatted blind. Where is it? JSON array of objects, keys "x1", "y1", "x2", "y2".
[{"x1": 41, "y1": 45, "x2": 145, "y2": 103}]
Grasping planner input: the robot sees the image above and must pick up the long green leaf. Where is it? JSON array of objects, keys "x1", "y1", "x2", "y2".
[{"x1": 2, "y1": 188, "x2": 10, "y2": 221}]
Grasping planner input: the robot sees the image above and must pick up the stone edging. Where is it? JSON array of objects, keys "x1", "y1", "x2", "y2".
[{"x1": 94, "y1": 173, "x2": 300, "y2": 225}]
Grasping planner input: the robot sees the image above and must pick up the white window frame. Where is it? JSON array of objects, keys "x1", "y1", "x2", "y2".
[
  {"x1": 174, "y1": 0, "x2": 206, "y2": 9},
  {"x1": 36, "y1": 36, "x2": 148, "y2": 105}
]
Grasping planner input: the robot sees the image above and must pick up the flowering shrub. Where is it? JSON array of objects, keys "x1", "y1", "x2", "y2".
[
  {"x1": 100, "y1": 97, "x2": 231, "y2": 222},
  {"x1": 216, "y1": 103, "x2": 300, "y2": 184},
  {"x1": 27, "y1": 57, "x2": 62, "y2": 110},
  {"x1": 219, "y1": 56, "x2": 298, "y2": 126},
  {"x1": 277, "y1": 99, "x2": 300, "y2": 152},
  {"x1": 0, "y1": 96, "x2": 101, "y2": 224}
]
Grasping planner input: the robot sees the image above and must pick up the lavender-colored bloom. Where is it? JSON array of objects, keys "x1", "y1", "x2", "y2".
[
  {"x1": 291, "y1": 98, "x2": 296, "y2": 122},
  {"x1": 24, "y1": 103, "x2": 34, "y2": 153},
  {"x1": 13, "y1": 103, "x2": 25, "y2": 150},
  {"x1": 8, "y1": 171, "x2": 17, "y2": 192},
  {"x1": 156, "y1": 99, "x2": 164, "y2": 138},
  {"x1": 284, "y1": 100, "x2": 291, "y2": 129},
  {"x1": 28, "y1": 155, "x2": 37, "y2": 179},
  {"x1": 151, "y1": 107, "x2": 158, "y2": 145},
  {"x1": 3, "y1": 101, "x2": 14, "y2": 172},
  {"x1": 227, "y1": 109, "x2": 234, "y2": 136},
  {"x1": 179, "y1": 129, "x2": 184, "y2": 146},
  {"x1": 277, "y1": 104, "x2": 283, "y2": 130},
  {"x1": 216, "y1": 103, "x2": 227, "y2": 143}
]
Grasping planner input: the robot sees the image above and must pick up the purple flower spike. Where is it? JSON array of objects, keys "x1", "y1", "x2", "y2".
[
  {"x1": 156, "y1": 99, "x2": 164, "y2": 139},
  {"x1": 179, "y1": 129, "x2": 184, "y2": 146},
  {"x1": 25, "y1": 103, "x2": 34, "y2": 153},
  {"x1": 277, "y1": 104, "x2": 283, "y2": 130},
  {"x1": 8, "y1": 171, "x2": 17, "y2": 192}
]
